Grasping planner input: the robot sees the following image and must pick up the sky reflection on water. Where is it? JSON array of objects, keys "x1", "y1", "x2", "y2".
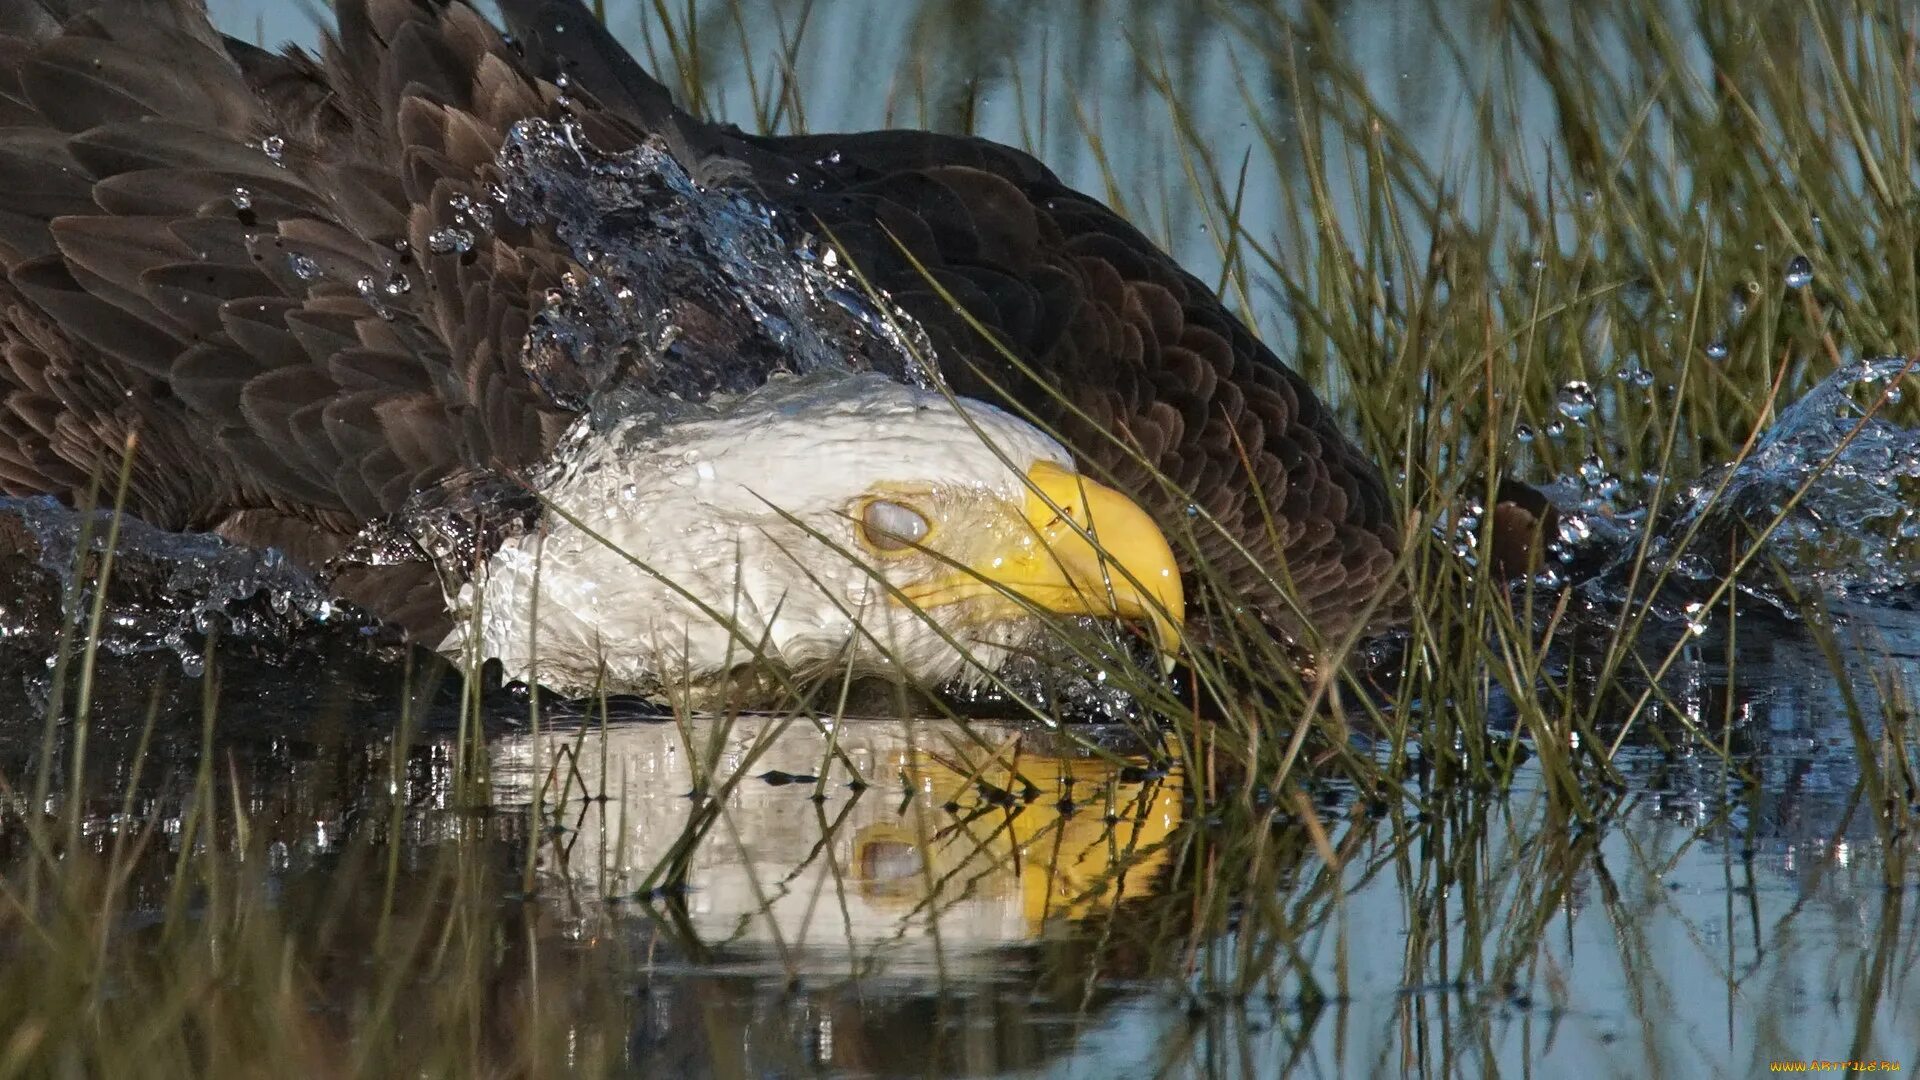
[{"x1": 6, "y1": 663, "x2": 1907, "y2": 1076}]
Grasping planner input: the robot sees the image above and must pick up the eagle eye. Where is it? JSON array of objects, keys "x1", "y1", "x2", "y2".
[{"x1": 859, "y1": 499, "x2": 931, "y2": 553}]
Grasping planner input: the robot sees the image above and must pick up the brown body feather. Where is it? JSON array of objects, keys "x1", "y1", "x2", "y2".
[{"x1": 0, "y1": 0, "x2": 1402, "y2": 646}]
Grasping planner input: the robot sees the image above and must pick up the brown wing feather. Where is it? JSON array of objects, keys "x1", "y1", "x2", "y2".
[{"x1": 0, "y1": 0, "x2": 579, "y2": 635}]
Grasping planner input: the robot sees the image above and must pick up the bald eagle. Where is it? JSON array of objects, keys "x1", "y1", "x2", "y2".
[{"x1": 0, "y1": 0, "x2": 1401, "y2": 695}]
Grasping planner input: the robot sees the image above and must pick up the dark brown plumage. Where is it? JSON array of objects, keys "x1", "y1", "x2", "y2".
[{"x1": 0, "y1": 0, "x2": 1402, "y2": 648}]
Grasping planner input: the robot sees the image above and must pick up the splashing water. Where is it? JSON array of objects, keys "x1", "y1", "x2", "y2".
[
  {"x1": 491, "y1": 118, "x2": 942, "y2": 418},
  {"x1": 1601, "y1": 356, "x2": 1920, "y2": 609},
  {"x1": 0, "y1": 496, "x2": 362, "y2": 673}
]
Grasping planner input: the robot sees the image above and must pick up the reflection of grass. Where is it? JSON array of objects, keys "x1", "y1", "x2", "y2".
[{"x1": 1, "y1": 0, "x2": 1919, "y2": 1073}]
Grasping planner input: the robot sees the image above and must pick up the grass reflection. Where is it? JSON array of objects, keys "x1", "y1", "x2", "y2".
[{"x1": 0, "y1": 638, "x2": 1913, "y2": 1074}]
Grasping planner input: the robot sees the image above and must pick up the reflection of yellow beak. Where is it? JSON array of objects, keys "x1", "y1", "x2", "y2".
[
  {"x1": 849, "y1": 743, "x2": 1187, "y2": 930},
  {"x1": 901, "y1": 461, "x2": 1185, "y2": 663}
]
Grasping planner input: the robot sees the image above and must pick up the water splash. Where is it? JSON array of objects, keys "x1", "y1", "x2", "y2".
[
  {"x1": 0, "y1": 496, "x2": 360, "y2": 672},
  {"x1": 491, "y1": 118, "x2": 942, "y2": 419},
  {"x1": 1600, "y1": 356, "x2": 1920, "y2": 609}
]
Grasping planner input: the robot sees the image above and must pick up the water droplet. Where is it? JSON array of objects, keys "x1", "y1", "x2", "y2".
[
  {"x1": 355, "y1": 276, "x2": 395, "y2": 319},
  {"x1": 1514, "y1": 423, "x2": 1536, "y2": 443},
  {"x1": 1556, "y1": 514, "x2": 1592, "y2": 547},
  {"x1": 1784, "y1": 254, "x2": 1813, "y2": 289},
  {"x1": 1580, "y1": 190, "x2": 1599, "y2": 209},
  {"x1": 286, "y1": 253, "x2": 320, "y2": 280},
  {"x1": 452, "y1": 194, "x2": 493, "y2": 231},
  {"x1": 1579, "y1": 454, "x2": 1606, "y2": 485},
  {"x1": 1555, "y1": 381, "x2": 1596, "y2": 422},
  {"x1": 1727, "y1": 287, "x2": 1752, "y2": 325},
  {"x1": 1544, "y1": 420, "x2": 1567, "y2": 440},
  {"x1": 382, "y1": 272, "x2": 411, "y2": 296},
  {"x1": 229, "y1": 186, "x2": 252, "y2": 210},
  {"x1": 1683, "y1": 601, "x2": 1708, "y2": 636},
  {"x1": 1705, "y1": 338, "x2": 1729, "y2": 361},
  {"x1": 256, "y1": 134, "x2": 286, "y2": 164},
  {"x1": 428, "y1": 227, "x2": 475, "y2": 255}
]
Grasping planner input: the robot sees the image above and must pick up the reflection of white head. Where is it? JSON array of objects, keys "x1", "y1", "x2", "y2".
[
  {"x1": 444, "y1": 374, "x2": 1182, "y2": 694},
  {"x1": 488, "y1": 717, "x2": 1184, "y2": 971}
]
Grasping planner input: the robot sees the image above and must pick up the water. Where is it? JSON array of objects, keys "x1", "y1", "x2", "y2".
[
  {"x1": 1569, "y1": 357, "x2": 1920, "y2": 617},
  {"x1": 490, "y1": 118, "x2": 939, "y2": 413},
  {"x1": 3, "y1": 659, "x2": 1913, "y2": 1074},
  {"x1": 0, "y1": 494, "x2": 373, "y2": 672}
]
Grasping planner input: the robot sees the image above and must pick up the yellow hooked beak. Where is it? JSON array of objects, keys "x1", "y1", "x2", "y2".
[{"x1": 901, "y1": 461, "x2": 1185, "y2": 664}]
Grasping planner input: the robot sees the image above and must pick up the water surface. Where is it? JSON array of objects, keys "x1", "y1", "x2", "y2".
[{"x1": 5, "y1": 647, "x2": 1915, "y2": 1075}]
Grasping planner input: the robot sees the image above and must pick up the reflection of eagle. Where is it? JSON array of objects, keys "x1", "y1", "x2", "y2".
[
  {"x1": 491, "y1": 717, "x2": 1184, "y2": 961},
  {"x1": 0, "y1": 0, "x2": 1399, "y2": 693}
]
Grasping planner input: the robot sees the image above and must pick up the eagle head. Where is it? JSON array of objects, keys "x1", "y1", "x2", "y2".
[{"x1": 444, "y1": 373, "x2": 1184, "y2": 697}]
